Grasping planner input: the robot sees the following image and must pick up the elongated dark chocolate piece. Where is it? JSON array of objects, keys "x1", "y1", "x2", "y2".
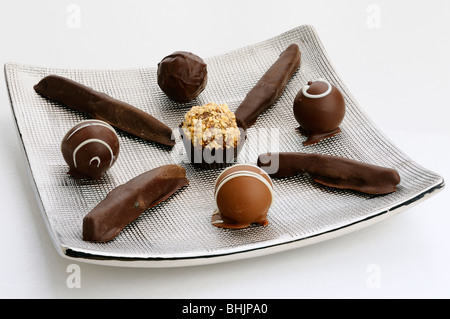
[
  {"x1": 83, "y1": 164, "x2": 189, "y2": 242},
  {"x1": 235, "y1": 44, "x2": 301, "y2": 129},
  {"x1": 257, "y1": 152, "x2": 400, "y2": 195},
  {"x1": 34, "y1": 75, "x2": 175, "y2": 147}
]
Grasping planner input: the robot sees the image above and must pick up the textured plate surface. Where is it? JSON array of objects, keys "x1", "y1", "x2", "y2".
[{"x1": 4, "y1": 25, "x2": 444, "y2": 267}]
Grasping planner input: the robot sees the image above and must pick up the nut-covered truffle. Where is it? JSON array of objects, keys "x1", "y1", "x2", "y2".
[
  {"x1": 61, "y1": 119, "x2": 119, "y2": 180},
  {"x1": 212, "y1": 164, "x2": 274, "y2": 228},
  {"x1": 180, "y1": 103, "x2": 244, "y2": 168},
  {"x1": 157, "y1": 51, "x2": 207, "y2": 103},
  {"x1": 293, "y1": 78, "x2": 345, "y2": 145}
]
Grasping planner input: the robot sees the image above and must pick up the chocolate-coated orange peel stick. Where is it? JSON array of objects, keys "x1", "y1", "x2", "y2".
[
  {"x1": 34, "y1": 75, "x2": 175, "y2": 147},
  {"x1": 235, "y1": 43, "x2": 301, "y2": 130},
  {"x1": 83, "y1": 164, "x2": 189, "y2": 242},
  {"x1": 257, "y1": 152, "x2": 400, "y2": 195}
]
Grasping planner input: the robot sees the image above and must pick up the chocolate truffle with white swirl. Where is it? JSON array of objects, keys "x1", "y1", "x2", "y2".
[
  {"x1": 212, "y1": 164, "x2": 274, "y2": 229},
  {"x1": 61, "y1": 120, "x2": 120, "y2": 180},
  {"x1": 293, "y1": 78, "x2": 345, "y2": 145}
]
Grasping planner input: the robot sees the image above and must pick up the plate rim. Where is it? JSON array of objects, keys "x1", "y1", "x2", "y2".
[{"x1": 61, "y1": 180, "x2": 444, "y2": 268}]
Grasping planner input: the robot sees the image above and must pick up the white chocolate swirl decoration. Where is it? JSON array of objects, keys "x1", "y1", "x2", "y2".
[
  {"x1": 66, "y1": 120, "x2": 118, "y2": 169},
  {"x1": 61, "y1": 119, "x2": 119, "y2": 179},
  {"x1": 211, "y1": 163, "x2": 274, "y2": 229},
  {"x1": 89, "y1": 156, "x2": 101, "y2": 167},
  {"x1": 214, "y1": 164, "x2": 274, "y2": 207},
  {"x1": 72, "y1": 138, "x2": 114, "y2": 168},
  {"x1": 301, "y1": 78, "x2": 332, "y2": 99},
  {"x1": 66, "y1": 119, "x2": 117, "y2": 141}
]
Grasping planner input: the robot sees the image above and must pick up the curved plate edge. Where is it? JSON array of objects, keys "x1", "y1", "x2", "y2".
[{"x1": 59, "y1": 179, "x2": 444, "y2": 268}]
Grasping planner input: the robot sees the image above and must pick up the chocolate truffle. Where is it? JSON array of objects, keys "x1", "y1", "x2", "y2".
[
  {"x1": 212, "y1": 164, "x2": 274, "y2": 228},
  {"x1": 293, "y1": 78, "x2": 345, "y2": 145},
  {"x1": 61, "y1": 119, "x2": 119, "y2": 180},
  {"x1": 180, "y1": 103, "x2": 244, "y2": 168},
  {"x1": 157, "y1": 51, "x2": 207, "y2": 103}
]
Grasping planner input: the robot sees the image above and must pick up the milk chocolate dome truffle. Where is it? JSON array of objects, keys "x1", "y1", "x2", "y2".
[
  {"x1": 61, "y1": 119, "x2": 119, "y2": 180},
  {"x1": 293, "y1": 78, "x2": 345, "y2": 145},
  {"x1": 212, "y1": 164, "x2": 274, "y2": 229},
  {"x1": 157, "y1": 51, "x2": 207, "y2": 103}
]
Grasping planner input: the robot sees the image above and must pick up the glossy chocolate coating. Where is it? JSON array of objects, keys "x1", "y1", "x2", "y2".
[
  {"x1": 34, "y1": 75, "x2": 175, "y2": 147},
  {"x1": 235, "y1": 43, "x2": 301, "y2": 129},
  {"x1": 83, "y1": 164, "x2": 189, "y2": 242},
  {"x1": 293, "y1": 79, "x2": 345, "y2": 145},
  {"x1": 257, "y1": 152, "x2": 400, "y2": 195},
  {"x1": 157, "y1": 51, "x2": 207, "y2": 103},
  {"x1": 212, "y1": 164, "x2": 273, "y2": 228},
  {"x1": 214, "y1": 164, "x2": 272, "y2": 189},
  {"x1": 61, "y1": 120, "x2": 119, "y2": 180}
]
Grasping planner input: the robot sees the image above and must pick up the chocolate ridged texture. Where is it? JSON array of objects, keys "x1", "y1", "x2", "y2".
[
  {"x1": 157, "y1": 51, "x2": 207, "y2": 103},
  {"x1": 257, "y1": 152, "x2": 401, "y2": 195},
  {"x1": 34, "y1": 75, "x2": 175, "y2": 147},
  {"x1": 235, "y1": 43, "x2": 301, "y2": 129},
  {"x1": 82, "y1": 164, "x2": 189, "y2": 242}
]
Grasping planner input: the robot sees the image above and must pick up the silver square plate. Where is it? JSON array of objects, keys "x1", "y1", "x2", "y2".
[{"x1": 4, "y1": 25, "x2": 444, "y2": 268}]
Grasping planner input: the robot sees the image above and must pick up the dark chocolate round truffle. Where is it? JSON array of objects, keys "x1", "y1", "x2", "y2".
[
  {"x1": 212, "y1": 164, "x2": 273, "y2": 228},
  {"x1": 293, "y1": 78, "x2": 345, "y2": 145},
  {"x1": 61, "y1": 119, "x2": 120, "y2": 180},
  {"x1": 157, "y1": 51, "x2": 207, "y2": 103}
]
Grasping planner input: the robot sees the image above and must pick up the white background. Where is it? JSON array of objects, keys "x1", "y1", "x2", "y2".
[{"x1": 0, "y1": 0, "x2": 449, "y2": 298}]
